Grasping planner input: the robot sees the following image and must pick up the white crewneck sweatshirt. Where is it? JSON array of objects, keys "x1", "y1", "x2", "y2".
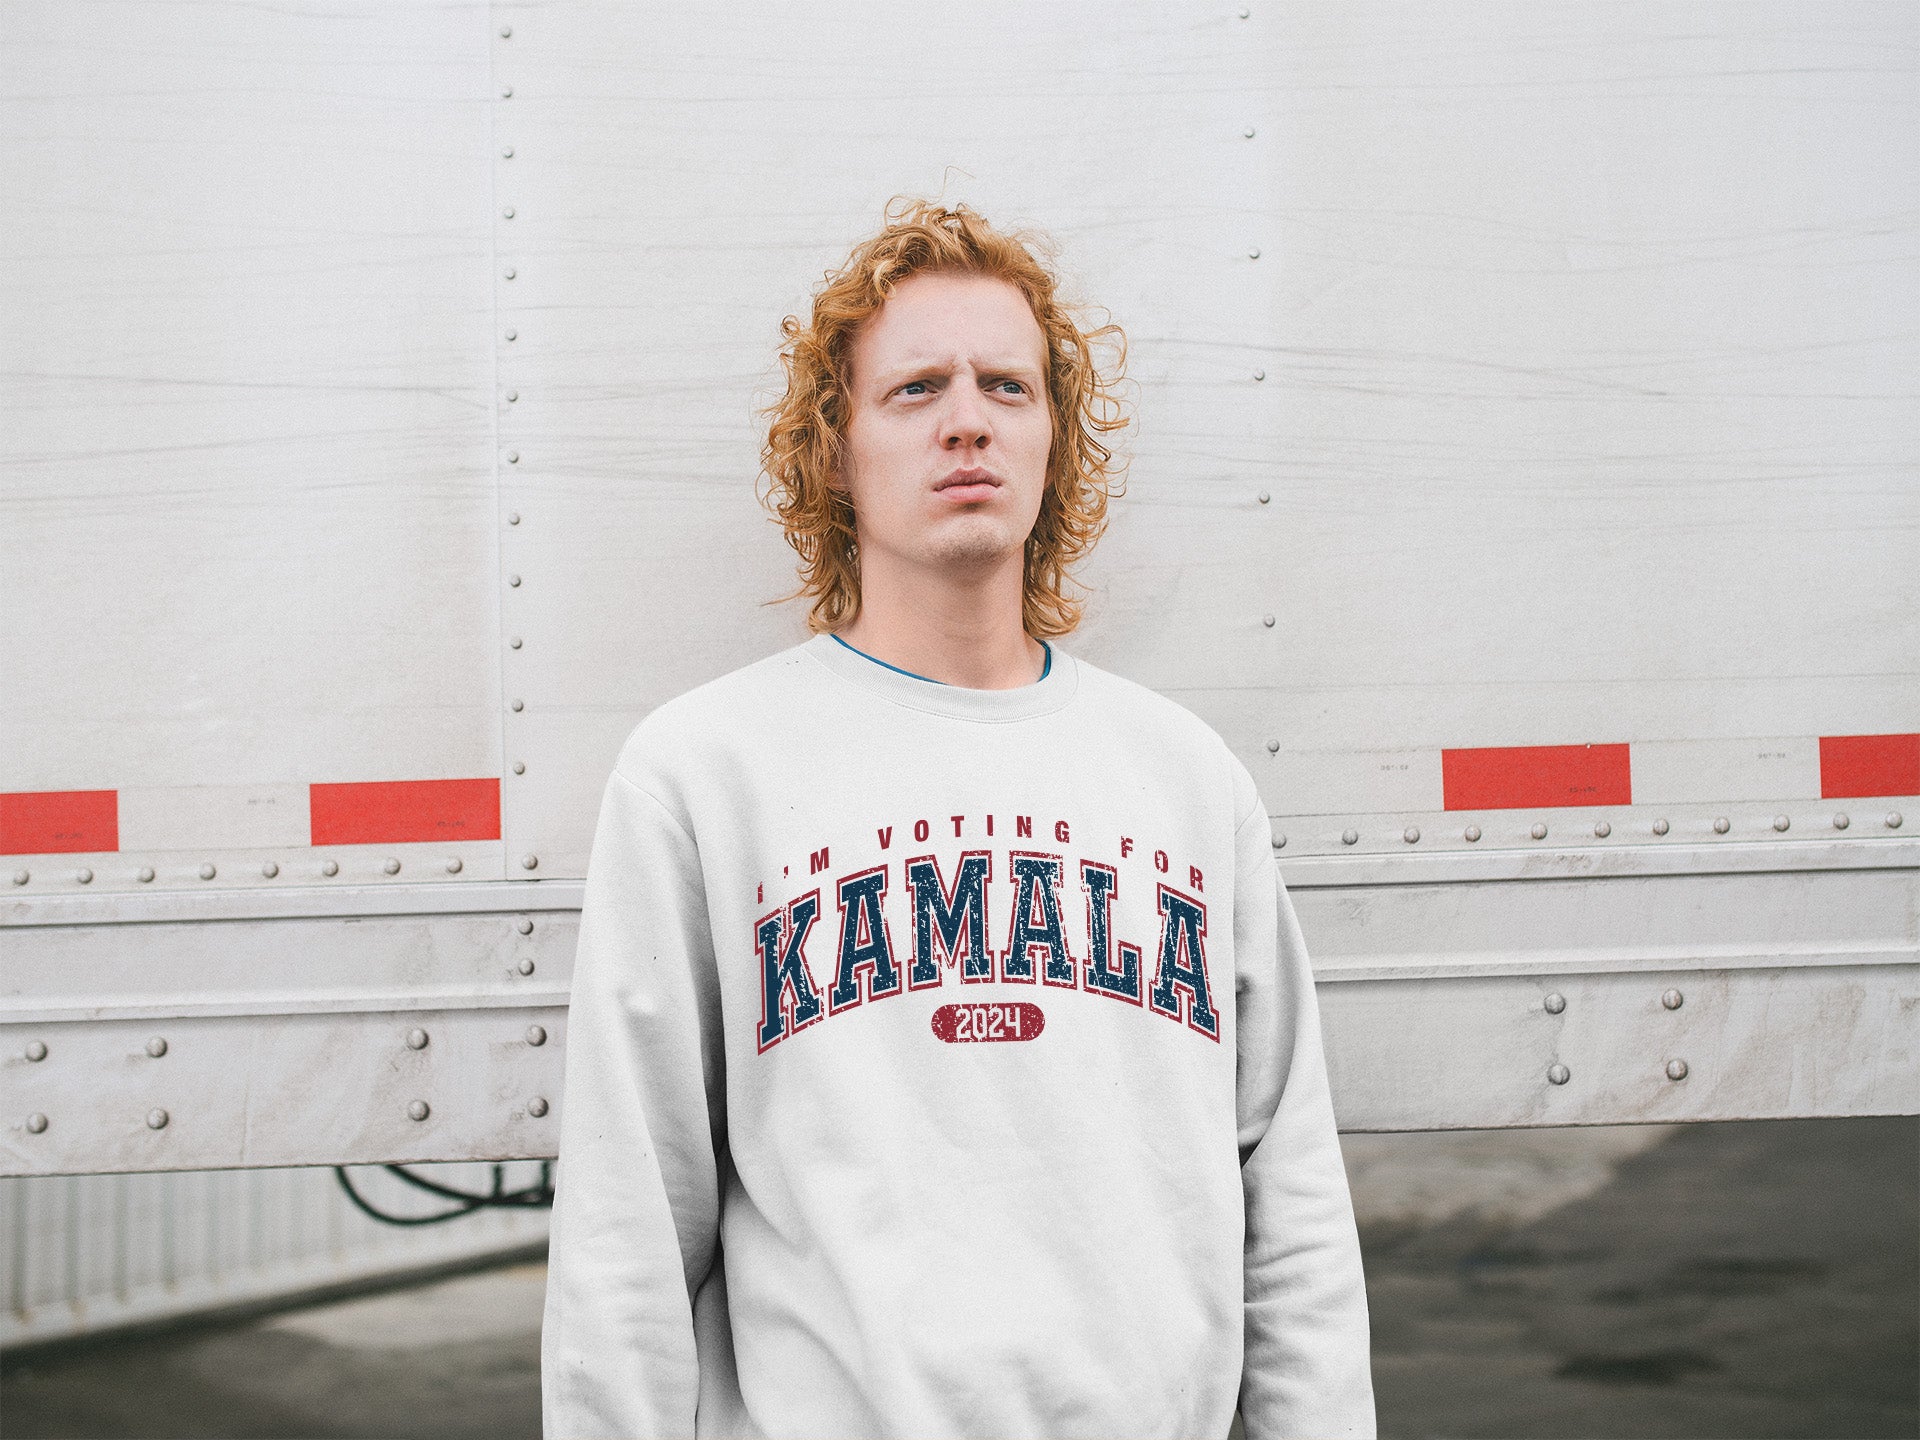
[{"x1": 541, "y1": 632, "x2": 1375, "y2": 1440}]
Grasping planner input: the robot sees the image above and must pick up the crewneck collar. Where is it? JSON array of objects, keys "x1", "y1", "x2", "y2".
[{"x1": 802, "y1": 631, "x2": 1079, "y2": 722}]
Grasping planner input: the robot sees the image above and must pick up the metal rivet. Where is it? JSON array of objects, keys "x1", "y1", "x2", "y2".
[
  {"x1": 512, "y1": 761, "x2": 526, "y2": 775},
  {"x1": 406, "y1": 1028, "x2": 429, "y2": 1050},
  {"x1": 26, "y1": 1113, "x2": 48, "y2": 1134},
  {"x1": 504, "y1": 328, "x2": 517, "y2": 342},
  {"x1": 1593, "y1": 820, "x2": 1611, "y2": 838},
  {"x1": 1547, "y1": 1063, "x2": 1570, "y2": 1086},
  {"x1": 1262, "y1": 614, "x2": 1275, "y2": 627},
  {"x1": 408, "y1": 1100, "x2": 430, "y2": 1122},
  {"x1": 445, "y1": 857, "x2": 463, "y2": 874},
  {"x1": 1543, "y1": 992, "x2": 1566, "y2": 1015},
  {"x1": 146, "y1": 1108, "x2": 169, "y2": 1130},
  {"x1": 145, "y1": 1036, "x2": 167, "y2": 1058},
  {"x1": 501, "y1": 146, "x2": 515, "y2": 159},
  {"x1": 509, "y1": 574, "x2": 522, "y2": 587},
  {"x1": 499, "y1": 23, "x2": 511, "y2": 37},
  {"x1": 518, "y1": 957, "x2": 536, "y2": 975},
  {"x1": 384, "y1": 858, "x2": 401, "y2": 875},
  {"x1": 501, "y1": 206, "x2": 515, "y2": 219},
  {"x1": 1530, "y1": 823, "x2": 1547, "y2": 840},
  {"x1": 527, "y1": 1096, "x2": 550, "y2": 1118},
  {"x1": 510, "y1": 636, "x2": 523, "y2": 649},
  {"x1": 1773, "y1": 814, "x2": 1790, "y2": 832},
  {"x1": 505, "y1": 389, "x2": 518, "y2": 403},
  {"x1": 506, "y1": 450, "x2": 520, "y2": 463},
  {"x1": 11, "y1": 870, "x2": 27, "y2": 885},
  {"x1": 1273, "y1": 833, "x2": 1286, "y2": 849},
  {"x1": 1889, "y1": 811, "x2": 1904, "y2": 829},
  {"x1": 1252, "y1": 369, "x2": 1265, "y2": 381},
  {"x1": 1257, "y1": 490, "x2": 1270, "y2": 504},
  {"x1": 1341, "y1": 828, "x2": 1358, "y2": 846},
  {"x1": 507, "y1": 511, "x2": 521, "y2": 525},
  {"x1": 1265, "y1": 739, "x2": 1279, "y2": 753},
  {"x1": 1833, "y1": 812, "x2": 1850, "y2": 830},
  {"x1": 1243, "y1": 126, "x2": 1256, "y2": 138},
  {"x1": 1665, "y1": 1058, "x2": 1689, "y2": 1082},
  {"x1": 25, "y1": 1041, "x2": 47, "y2": 1062},
  {"x1": 503, "y1": 267, "x2": 516, "y2": 280},
  {"x1": 1464, "y1": 825, "x2": 1481, "y2": 841},
  {"x1": 526, "y1": 1025, "x2": 547, "y2": 1046},
  {"x1": 518, "y1": 918, "x2": 534, "y2": 934},
  {"x1": 198, "y1": 863, "x2": 215, "y2": 880},
  {"x1": 137, "y1": 866, "x2": 155, "y2": 883},
  {"x1": 500, "y1": 85, "x2": 513, "y2": 98},
  {"x1": 1247, "y1": 247, "x2": 1261, "y2": 259},
  {"x1": 1652, "y1": 818, "x2": 1669, "y2": 836},
  {"x1": 510, "y1": 698, "x2": 525, "y2": 712},
  {"x1": 1403, "y1": 826, "x2": 1420, "y2": 844},
  {"x1": 77, "y1": 868, "x2": 94, "y2": 884},
  {"x1": 321, "y1": 859, "x2": 340, "y2": 877},
  {"x1": 1662, "y1": 988, "x2": 1684, "y2": 1010},
  {"x1": 1713, "y1": 816, "x2": 1730, "y2": 834},
  {"x1": 263, "y1": 861, "x2": 280, "y2": 878}
]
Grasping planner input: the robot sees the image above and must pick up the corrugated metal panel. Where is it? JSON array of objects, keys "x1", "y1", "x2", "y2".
[
  {"x1": 1, "y1": 1162, "x2": 549, "y2": 1346},
  {"x1": 2, "y1": 0, "x2": 1915, "y2": 1184}
]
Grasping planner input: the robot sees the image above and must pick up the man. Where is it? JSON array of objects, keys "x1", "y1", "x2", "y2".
[{"x1": 541, "y1": 199, "x2": 1375, "y2": 1439}]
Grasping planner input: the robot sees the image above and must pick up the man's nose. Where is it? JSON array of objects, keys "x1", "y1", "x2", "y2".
[{"x1": 940, "y1": 384, "x2": 990, "y2": 449}]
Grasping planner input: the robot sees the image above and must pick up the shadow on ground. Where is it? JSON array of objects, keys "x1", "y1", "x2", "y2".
[
  {"x1": 3, "y1": 1117, "x2": 1914, "y2": 1439},
  {"x1": 1363, "y1": 1115, "x2": 1918, "y2": 1439}
]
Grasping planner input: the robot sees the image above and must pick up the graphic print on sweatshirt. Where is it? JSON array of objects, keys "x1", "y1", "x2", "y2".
[{"x1": 752, "y1": 811, "x2": 1218, "y2": 1055}]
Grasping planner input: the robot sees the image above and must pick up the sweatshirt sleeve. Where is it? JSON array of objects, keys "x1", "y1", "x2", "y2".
[
  {"x1": 542, "y1": 767, "x2": 727, "y2": 1440},
  {"x1": 1233, "y1": 802, "x2": 1377, "y2": 1439}
]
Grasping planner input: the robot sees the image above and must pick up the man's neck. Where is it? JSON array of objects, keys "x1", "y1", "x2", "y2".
[{"x1": 836, "y1": 567, "x2": 1046, "y2": 691}]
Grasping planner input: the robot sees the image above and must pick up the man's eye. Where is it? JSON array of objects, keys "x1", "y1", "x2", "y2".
[
  {"x1": 900, "y1": 380, "x2": 930, "y2": 396},
  {"x1": 995, "y1": 380, "x2": 1026, "y2": 394}
]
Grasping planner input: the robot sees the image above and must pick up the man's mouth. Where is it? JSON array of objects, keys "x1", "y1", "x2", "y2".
[{"x1": 936, "y1": 467, "x2": 1001, "y2": 498}]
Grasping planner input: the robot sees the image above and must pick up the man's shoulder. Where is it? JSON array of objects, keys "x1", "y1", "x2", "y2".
[
  {"x1": 609, "y1": 637, "x2": 814, "y2": 790},
  {"x1": 1072, "y1": 649, "x2": 1263, "y2": 825},
  {"x1": 1072, "y1": 648, "x2": 1235, "y2": 755}
]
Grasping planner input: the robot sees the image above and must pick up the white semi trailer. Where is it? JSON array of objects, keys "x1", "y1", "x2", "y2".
[{"x1": 6, "y1": 0, "x2": 1916, "y2": 1200}]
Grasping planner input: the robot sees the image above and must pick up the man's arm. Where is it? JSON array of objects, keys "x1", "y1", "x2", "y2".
[
  {"x1": 1233, "y1": 801, "x2": 1377, "y2": 1439},
  {"x1": 542, "y1": 768, "x2": 726, "y2": 1439}
]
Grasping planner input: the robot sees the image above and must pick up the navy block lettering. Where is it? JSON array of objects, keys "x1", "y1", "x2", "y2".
[
  {"x1": 905, "y1": 851, "x2": 993, "y2": 987},
  {"x1": 1080, "y1": 860, "x2": 1141, "y2": 1002},
  {"x1": 1004, "y1": 851, "x2": 1075, "y2": 987},
  {"x1": 757, "y1": 890, "x2": 825, "y2": 1052},
  {"x1": 829, "y1": 866, "x2": 902, "y2": 1012},
  {"x1": 1148, "y1": 883, "x2": 1218, "y2": 1040}
]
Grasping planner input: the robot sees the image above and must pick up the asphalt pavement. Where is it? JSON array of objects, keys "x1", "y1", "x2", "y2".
[{"x1": 4, "y1": 1116, "x2": 1914, "y2": 1440}]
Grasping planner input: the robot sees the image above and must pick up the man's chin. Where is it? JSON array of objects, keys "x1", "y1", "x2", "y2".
[{"x1": 921, "y1": 529, "x2": 1023, "y2": 572}]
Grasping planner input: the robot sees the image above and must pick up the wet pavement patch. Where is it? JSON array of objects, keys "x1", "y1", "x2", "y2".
[
  {"x1": 1592, "y1": 1255, "x2": 1829, "y2": 1305},
  {"x1": 1364, "y1": 1115, "x2": 1919, "y2": 1439},
  {"x1": 1555, "y1": 1348, "x2": 1724, "y2": 1386}
]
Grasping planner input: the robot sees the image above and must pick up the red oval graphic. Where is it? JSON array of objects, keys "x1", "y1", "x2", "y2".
[{"x1": 930, "y1": 1001, "x2": 1045, "y2": 1044}]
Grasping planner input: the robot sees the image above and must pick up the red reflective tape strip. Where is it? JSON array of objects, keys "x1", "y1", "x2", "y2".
[
  {"x1": 1819, "y1": 733, "x2": 1920, "y2": 799},
  {"x1": 1442, "y1": 743, "x2": 1632, "y2": 811},
  {"x1": 308, "y1": 778, "x2": 501, "y2": 846},
  {"x1": 0, "y1": 790, "x2": 119, "y2": 855}
]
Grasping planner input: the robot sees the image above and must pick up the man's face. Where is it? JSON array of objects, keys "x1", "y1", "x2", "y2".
[{"x1": 836, "y1": 271, "x2": 1053, "y2": 579}]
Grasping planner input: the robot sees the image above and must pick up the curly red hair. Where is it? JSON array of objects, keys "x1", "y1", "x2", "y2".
[{"x1": 757, "y1": 197, "x2": 1130, "y2": 638}]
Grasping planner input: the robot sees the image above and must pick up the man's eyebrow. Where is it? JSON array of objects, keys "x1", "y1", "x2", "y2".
[{"x1": 875, "y1": 357, "x2": 1045, "y2": 386}]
